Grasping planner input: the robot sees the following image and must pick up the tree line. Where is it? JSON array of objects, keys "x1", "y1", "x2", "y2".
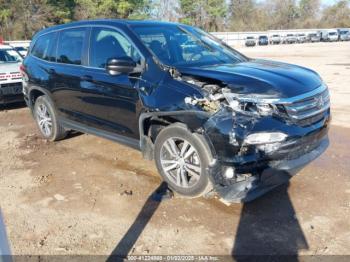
[{"x1": 0, "y1": 0, "x2": 350, "y2": 40}]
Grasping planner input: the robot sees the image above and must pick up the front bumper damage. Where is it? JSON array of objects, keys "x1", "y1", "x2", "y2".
[
  {"x1": 209, "y1": 136, "x2": 328, "y2": 203},
  {"x1": 203, "y1": 108, "x2": 330, "y2": 203}
]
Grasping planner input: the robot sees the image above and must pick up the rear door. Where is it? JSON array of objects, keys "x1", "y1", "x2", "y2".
[
  {"x1": 76, "y1": 26, "x2": 144, "y2": 139},
  {"x1": 50, "y1": 27, "x2": 89, "y2": 122}
]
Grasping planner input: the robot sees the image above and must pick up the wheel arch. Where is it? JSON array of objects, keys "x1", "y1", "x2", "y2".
[
  {"x1": 28, "y1": 86, "x2": 55, "y2": 111},
  {"x1": 139, "y1": 111, "x2": 216, "y2": 161}
]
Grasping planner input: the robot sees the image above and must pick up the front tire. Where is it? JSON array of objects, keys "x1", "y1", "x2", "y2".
[
  {"x1": 34, "y1": 95, "x2": 67, "y2": 141},
  {"x1": 154, "y1": 124, "x2": 213, "y2": 198}
]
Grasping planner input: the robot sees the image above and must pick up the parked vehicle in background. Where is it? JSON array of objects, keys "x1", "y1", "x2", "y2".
[
  {"x1": 284, "y1": 34, "x2": 297, "y2": 44},
  {"x1": 307, "y1": 33, "x2": 321, "y2": 42},
  {"x1": 258, "y1": 35, "x2": 269, "y2": 45},
  {"x1": 339, "y1": 30, "x2": 350, "y2": 41},
  {"x1": 270, "y1": 34, "x2": 281, "y2": 44},
  {"x1": 245, "y1": 36, "x2": 256, "y2": 47},
  {"x1": 297, "y1": 33, "x2": 307, "y2": 43},
  {"x1": 12, "y1": 46, "x2": 28, "y2": 57},
  {"x1": 22, "y1": 20, "x2": 331, "y2": 203},
  {"x1": 327, "y1": 31, "x2": 339, "y2": 42},
  {"x1": 0, "y1": 45, "x2": 23, "y2": 105}
]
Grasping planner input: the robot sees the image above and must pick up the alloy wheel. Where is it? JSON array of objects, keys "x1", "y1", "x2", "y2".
[
  {"x1": 35, "y1": 103, "x2": 53, "y2": 137},
  {"x1": 160, "y1": 137, "x2": 202, "y2": 188}
]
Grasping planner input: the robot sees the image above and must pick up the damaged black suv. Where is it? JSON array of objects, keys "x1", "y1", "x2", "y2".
[{"x1": 22, "y1": 20, "x2": 330, "y2": 203}]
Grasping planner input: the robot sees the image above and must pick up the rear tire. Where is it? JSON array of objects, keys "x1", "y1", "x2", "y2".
[
  {"x1": 154, "y1": 123, "x2": 213, "y2": 198},
  {"x1": 34, "y1": 95, "x2": 67, "y2": 141}
]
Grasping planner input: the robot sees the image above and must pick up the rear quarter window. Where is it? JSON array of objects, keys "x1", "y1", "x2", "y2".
[{"x1": 31, "y1": 32, "x2": 58, "y2": 61}]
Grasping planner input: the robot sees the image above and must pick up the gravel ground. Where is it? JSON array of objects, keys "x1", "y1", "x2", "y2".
[{"x1": 0, "y1": 42, "x2": 349, "y2": 257}]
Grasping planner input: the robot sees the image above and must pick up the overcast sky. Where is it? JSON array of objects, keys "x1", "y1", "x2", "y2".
[
  {"x1": 256, "y1": 0, "x2": 341, "y2": 7},
  {"x1": 321, "y1": 0, "x2": 339, "y2": 5},
  {"x1": 257, "y1": 0, "x2": 342, "y2": 7}
]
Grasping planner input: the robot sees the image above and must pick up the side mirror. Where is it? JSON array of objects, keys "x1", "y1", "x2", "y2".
[{"x1": 106, "y1": 57, "x2": 137, "y2": 75}]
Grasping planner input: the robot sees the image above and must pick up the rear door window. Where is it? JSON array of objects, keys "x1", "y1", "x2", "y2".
[
  {"x1": 31, "y1": 32, "x2": 58, "y2": 61},
  {"x1": 57, "y1": 28, "x2": 88, "y2": 65}
]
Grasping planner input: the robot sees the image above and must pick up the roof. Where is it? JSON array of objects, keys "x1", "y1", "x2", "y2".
[{"x1": 34, "y1": 19, "x2": 182, "y2": 38}]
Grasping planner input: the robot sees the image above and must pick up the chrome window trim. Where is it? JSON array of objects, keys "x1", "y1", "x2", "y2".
[{"x1": 29, "y1": 24, "x2": 145, "y2": 71}]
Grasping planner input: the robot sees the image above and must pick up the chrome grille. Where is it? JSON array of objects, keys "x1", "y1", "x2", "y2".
[{"x1": 278, "y1": 85, "x2": 330, "y2": 125}]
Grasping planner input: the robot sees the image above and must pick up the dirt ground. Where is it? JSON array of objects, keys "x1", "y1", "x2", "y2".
[{"x1": 0, "y1": 42, "x2": 350, "y2": 257}]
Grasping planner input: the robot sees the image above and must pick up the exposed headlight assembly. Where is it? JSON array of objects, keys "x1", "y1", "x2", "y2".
[{"x1": 222, "y1": 90, "x2": 277, "y2": 117}]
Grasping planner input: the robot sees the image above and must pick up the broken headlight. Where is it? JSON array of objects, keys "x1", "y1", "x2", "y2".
[
  {"x1": 241, "y1": 102, "x2": 277, "y2": 116},
  {"x1": 223, "y1": 91, "x2": 277, "y2": 117}
]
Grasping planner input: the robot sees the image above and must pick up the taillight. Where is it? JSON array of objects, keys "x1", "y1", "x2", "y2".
[
  {"x1": 19, "y1": 64, "x2": 26, "y2": 74},
  {"x1": 19, "y1": 64, "x2": 29, "y2": 83}
]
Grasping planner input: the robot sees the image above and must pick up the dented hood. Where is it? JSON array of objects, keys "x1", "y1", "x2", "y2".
[{"x1": 177, "y1": 59, "x2": 323, "y2": 98}]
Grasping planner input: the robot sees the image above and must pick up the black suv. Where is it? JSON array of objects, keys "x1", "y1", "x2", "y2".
[{"x1": 22, "y1": 20, "x2": 330, "y2": 203}]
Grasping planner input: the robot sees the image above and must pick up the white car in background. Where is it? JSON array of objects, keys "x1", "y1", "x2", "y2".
[
  {"x1": 12, "y1": 46, "x2": 28, "y2": 57},
  {"x1": 327, "y1": 30, "x2": 339, "y2": 42},
  {"x1": 270, "y1": 34, "x2": 281, "y2": 44},
  {"x1": 339, "y1": 30, "x2": 350, "y2": 41},
  {"x1": 284, "y1": 34, "x2": 297, "y2": 44},
  {"x1": 296, "y1": 33, "x2": 307, "y2": 43},
  {"x1": 0, "y1": 45, "x2": 24, "y2": 105}
]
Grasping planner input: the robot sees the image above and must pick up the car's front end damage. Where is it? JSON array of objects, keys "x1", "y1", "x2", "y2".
[
  {"x1": 203, "y1": 98, "x2": 330, "y2": 203},
  {"x1": 132, "y1": 23, "x2": 331, "y2": 203},
  {"x1": 155, "y1": 60, "x2": 331, "y2": 203}
]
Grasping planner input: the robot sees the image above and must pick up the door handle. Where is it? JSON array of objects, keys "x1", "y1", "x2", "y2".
[
  {"x1": 81, "y1": 75, "x2": 93, "y2": 81},
  {"x1": 48, "y1": 68, "x2": 56, "y2": 74}
]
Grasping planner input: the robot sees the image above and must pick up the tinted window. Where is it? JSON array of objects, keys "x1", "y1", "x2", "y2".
[
  {"x1": 89, "y1": 28, "x2": 141, "y2": 69},
  {"x1": 0, "y1": 49, "x2": 22, "y2": 63},
  {"x1": 32, "y1": 32, "x2": 57, "y2": 61},
  {"x1": 57, "y1": 28, "x2": 87, "y2": 65}
]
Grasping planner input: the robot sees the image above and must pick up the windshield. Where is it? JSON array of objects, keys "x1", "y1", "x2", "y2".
[
  {"x1": 132, "y1": 24, "x2": 247, "y2": 67},
  {"x1": 0, "y1": 49, "x2": 22, "y2": 63},
  {"x1": 15, "y1": 47, "x2": 27, "y2": 51}
]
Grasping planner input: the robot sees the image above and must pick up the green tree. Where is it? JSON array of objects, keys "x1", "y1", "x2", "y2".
[
  {"x1": 298, "y1": 0, "x2": 320, "y2": 28},
  {"x1": 229, "y1": 0, "x2": 258, "y2": 31},
  {"x1": 320, "y1": 0, "x2": 350, "y2": 28},
  {"x1": 180, "y1": 0, "x2": 227, "y2": 31},
  {"x1": 257, "y1": 0, "x2": 299, "y2": 30},
  {"x1": 48, "y1": 0, "x2": 75, "y2": 24},
  {"x1": 74, "y1": 0, "x2": 149, "y2": 20},
  {"x1": 0, "y1": 7, "x2": 12, "y2": 39}
]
